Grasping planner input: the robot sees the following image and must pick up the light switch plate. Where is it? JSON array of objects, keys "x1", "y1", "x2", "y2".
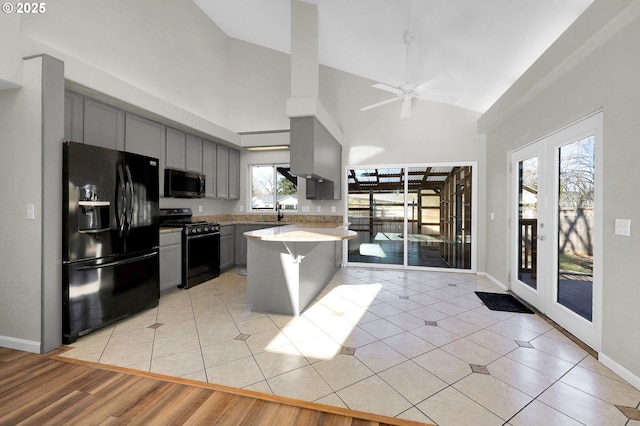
[
  {"x1": 615, "y1": 218, "x2": 631, "y2": 236},
  {"x1": 27, "y1": 203, "x2": 35, "y2": 220},
  {"x1": 301, "y1": 205, "x2": 310, "y2": 213},
  {"x1": 316, "y1": 206, "x2": 322, "y2": 213}
]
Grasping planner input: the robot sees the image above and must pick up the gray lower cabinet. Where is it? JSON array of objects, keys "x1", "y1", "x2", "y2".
[
  {"x1": 235, "y1": 224, "x2": 274, "y2": 266},
  {"x1": 159, "y1": 232, "x2": 182, "y2": 293},
  {"x1": 220, "y1": 225, "x2": 235, "y2": 271}
]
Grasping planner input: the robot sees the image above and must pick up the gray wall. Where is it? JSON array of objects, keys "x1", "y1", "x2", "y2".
[
  {"x1": 0, "y1": 58, "x2": 45, "y2": 351},
  {"x1": 483, "y1": 1, "x2": 640, "y2": 382}
]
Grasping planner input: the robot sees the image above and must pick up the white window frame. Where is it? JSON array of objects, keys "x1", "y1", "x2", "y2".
[{"x1": 249, "y1": 163, "x2": 298, "y2": 212}]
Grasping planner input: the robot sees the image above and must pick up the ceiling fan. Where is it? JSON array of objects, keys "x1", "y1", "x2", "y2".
[{"x1": 361, "y1": 32, "x2": 455, "y2": 119}]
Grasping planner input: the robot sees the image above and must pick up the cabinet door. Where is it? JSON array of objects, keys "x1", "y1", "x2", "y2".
[
  {"x1": 202, "y1": 140, "x2": 217, "y2": 198},
  {"x1": 220, "y1": 233, "x2": 235, "y2": 270},
  {"x1": 216, "y1": 144, "x2": 229, "y2": 199},
  {"x1": 159, "y1": 243, "x2": 182, "y2": 292},
  {"x1": 228, "y1": 148, "x2": 240, "y2": 200},
  {"x1": 64, "y1": 91, "x2": 84, "y2": 142},
  {"x1": 84, "y1": 98, "x2": 125, "y2": 151},
  {"x1": 186, "y1": 135, "x2": 203, "y2": 173},
  {"x1": 125, "y1": 113, "x2": 165, "y2": 192},
  {"x1": 165, "y1": 127, "x2": 186, "y2": 170}
]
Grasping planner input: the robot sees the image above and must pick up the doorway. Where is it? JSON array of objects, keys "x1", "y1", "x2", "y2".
[
  {"x1": 511, "y1": 112, "x2": 602, "y2": 351},
  {"x1": 346, "y1": 163, "x2": 475, "y2": 271}
]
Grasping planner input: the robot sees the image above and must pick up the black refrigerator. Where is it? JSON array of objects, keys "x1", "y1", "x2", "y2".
[{"x1": 62, "y1": 141, "x2": 160, "y2": 344}]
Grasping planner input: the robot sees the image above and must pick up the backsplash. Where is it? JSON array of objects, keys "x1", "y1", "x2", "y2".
[{"x1": 195, "y1": 214, "x2": 343, "y2": 224}]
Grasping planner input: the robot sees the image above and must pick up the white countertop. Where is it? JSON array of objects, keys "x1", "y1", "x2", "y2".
[{"x1": 243, "y1": 223, "x2": 356, "y2": 242}]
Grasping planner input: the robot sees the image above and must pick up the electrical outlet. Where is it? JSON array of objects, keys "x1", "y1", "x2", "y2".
[
  {"x1": 27, "y1": 203, "x2": 35, "y2": 220},
  {"x1": 316, "y1": 206, "x2": 322, "y2": 213},
  {"x1": 239, "y1": 205, "x2": 244, "y2": 212},
  {"x1": 331, "y1": 206, "x2": 336, "y2": 213},
  {"x1": 301, "y1": 205, "x2": 310, "y2": 213},
  {"x1": 198, "y1": 205, "x2": 203, "y2": 213}
]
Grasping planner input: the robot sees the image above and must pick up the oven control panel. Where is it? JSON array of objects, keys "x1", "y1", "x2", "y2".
[{"x1": 186, "y1": 223, "x2": 220, "y2": 236}]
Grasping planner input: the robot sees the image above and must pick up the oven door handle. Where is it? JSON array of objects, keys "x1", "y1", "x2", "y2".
[{"x1": 187, "y1": 232, "x2": 220, "y2": 240}]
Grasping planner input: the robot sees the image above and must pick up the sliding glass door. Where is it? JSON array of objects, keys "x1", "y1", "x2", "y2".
[{"x1": 347, "y1": 164, "x2": 475, "y2": 270}]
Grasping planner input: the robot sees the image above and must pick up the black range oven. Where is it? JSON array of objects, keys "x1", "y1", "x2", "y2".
[{"x1": 160, "y1": 208, "x2": 220, "y2": 289}]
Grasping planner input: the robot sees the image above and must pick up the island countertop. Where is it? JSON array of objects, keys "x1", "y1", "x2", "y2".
[{"x1": 243, "y1": 223, "x2": 356, "y2": 242}]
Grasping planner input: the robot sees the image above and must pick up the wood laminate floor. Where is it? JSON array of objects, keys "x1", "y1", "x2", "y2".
[{"x1": 0, "y1": 347, "x2": 427, "y2": 425}]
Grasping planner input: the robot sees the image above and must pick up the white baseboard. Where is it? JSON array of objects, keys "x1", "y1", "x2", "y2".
[
  {"x1": 0, "y1": 335, "x2": 41, "y2": 354},
  {"x1": 599, "y1": 352, "x2": 640, "y2": 391},
  {"x1": 477, "y1": 271, "x2": 509, "y2": 291}
]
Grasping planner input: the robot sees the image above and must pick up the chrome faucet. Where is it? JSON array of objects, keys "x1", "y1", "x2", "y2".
[{"x1": 277, "y1": 203, "x2": 284, "y2": 221}]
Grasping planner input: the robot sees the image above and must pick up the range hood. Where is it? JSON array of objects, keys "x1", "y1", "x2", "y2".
[
  {"x1": 287, "y1": 0, "x2": 342, "y2": 200},
  {"x1": 290, "y1": 116, "x2": 341, "y2": 199}
]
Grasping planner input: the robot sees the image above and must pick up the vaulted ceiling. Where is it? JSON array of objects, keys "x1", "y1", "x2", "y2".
[{"x1": 193, "y1": 0, "x2": 594, "y2": 113}]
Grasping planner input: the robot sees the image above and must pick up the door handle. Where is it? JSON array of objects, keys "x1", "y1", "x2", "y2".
[{"x1": 125, "y1": 165, "x2": 134, "y2": 234}]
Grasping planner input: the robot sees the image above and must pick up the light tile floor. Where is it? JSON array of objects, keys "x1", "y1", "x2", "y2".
[{"x1": 60, "y1": 267, "x2": 640, "y2": 425}]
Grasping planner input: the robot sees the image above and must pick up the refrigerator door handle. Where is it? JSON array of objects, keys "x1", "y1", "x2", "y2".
[
  {"x1": 117, "y1": 165, "x2": 127, "y2": 237},
  {"x1": 125, "y1": 164, "x2": 134, "y2": 235},
  {"x1": 75, "y1": 252, "x2": 158, "y2": 271}
]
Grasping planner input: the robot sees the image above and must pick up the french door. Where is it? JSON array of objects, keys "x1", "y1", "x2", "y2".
[{"x1": 511, "y1": 112, "x2": 602, "y2": 351}]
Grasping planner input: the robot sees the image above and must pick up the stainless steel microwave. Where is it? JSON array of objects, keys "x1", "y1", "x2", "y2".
[{"x1": 164, "y1": 169, "x2": 205, "y2": 198}]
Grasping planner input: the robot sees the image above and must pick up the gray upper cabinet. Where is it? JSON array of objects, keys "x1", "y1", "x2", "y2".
[
  {"x1": 165, "y1": 127, "x2": 186, "y2": 170},
  {"x1": 64, "y1": 91, "x2": 84, "y2": 142},
  {"x1": 216, "y1": 144, "x2": 229, "y2": 199},
  {"x1": 215, "y1": 144, "x2": 241, "y2": 200},
  {"x1": 125, "y1": 113, "x2": 165, "y2": 159},
  {"x1": 125, "y1": 112, "x2": 166, "y2": 193},
  {"x1": 83, "y1": 98, "x2": 125, "y2": 151},
  {"x1": 228, "y1": 148, "x2": 240, "y2": 200},
  {"x1": 63, "y1": 91, "x2": 237, "y2": 200},
  {"x1": 202, "y1": 140, "x2": 217, "y2": 198},
  {"x1": 185, "y1": 135, "x2": 203, "y2": 173}
]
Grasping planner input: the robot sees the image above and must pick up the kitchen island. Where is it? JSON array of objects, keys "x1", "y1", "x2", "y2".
[{"x1": 244, "y1": 223, "x2": 356, "y2": 316}]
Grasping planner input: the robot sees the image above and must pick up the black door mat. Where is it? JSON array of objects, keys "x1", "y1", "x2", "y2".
[{"x1": 475, "y1": 292, "x2": 534, "y2": 314}]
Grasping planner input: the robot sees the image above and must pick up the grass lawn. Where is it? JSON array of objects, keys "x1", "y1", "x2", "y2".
[{"x1": 559, "y1": 252, "x2": 592, "y2": 274}]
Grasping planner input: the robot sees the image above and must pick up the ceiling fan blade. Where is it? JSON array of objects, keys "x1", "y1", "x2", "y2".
[
  {"x1": 414, "y1": 74, "x2": 448, "y2": 92},
  {"x1": 400, "y1": 97, "x2": 412, "y2": 119},
  {"x1": 360, "y1": 96, "x2": 402, "y2": 111},
  {"x1": 372, "y1": 83, "x2": 404, "y2": 96}
]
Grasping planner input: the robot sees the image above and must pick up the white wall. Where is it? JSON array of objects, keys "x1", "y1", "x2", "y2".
[
  {"x1": 21, "y1": 0, "x2": 230, "y2": 128},
  {"x1": 0, "y1": 14, "x2": 23, "y2": 88},
  {"x1": 482, "y1": 0, "x2": 640, "y2": 383}
]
